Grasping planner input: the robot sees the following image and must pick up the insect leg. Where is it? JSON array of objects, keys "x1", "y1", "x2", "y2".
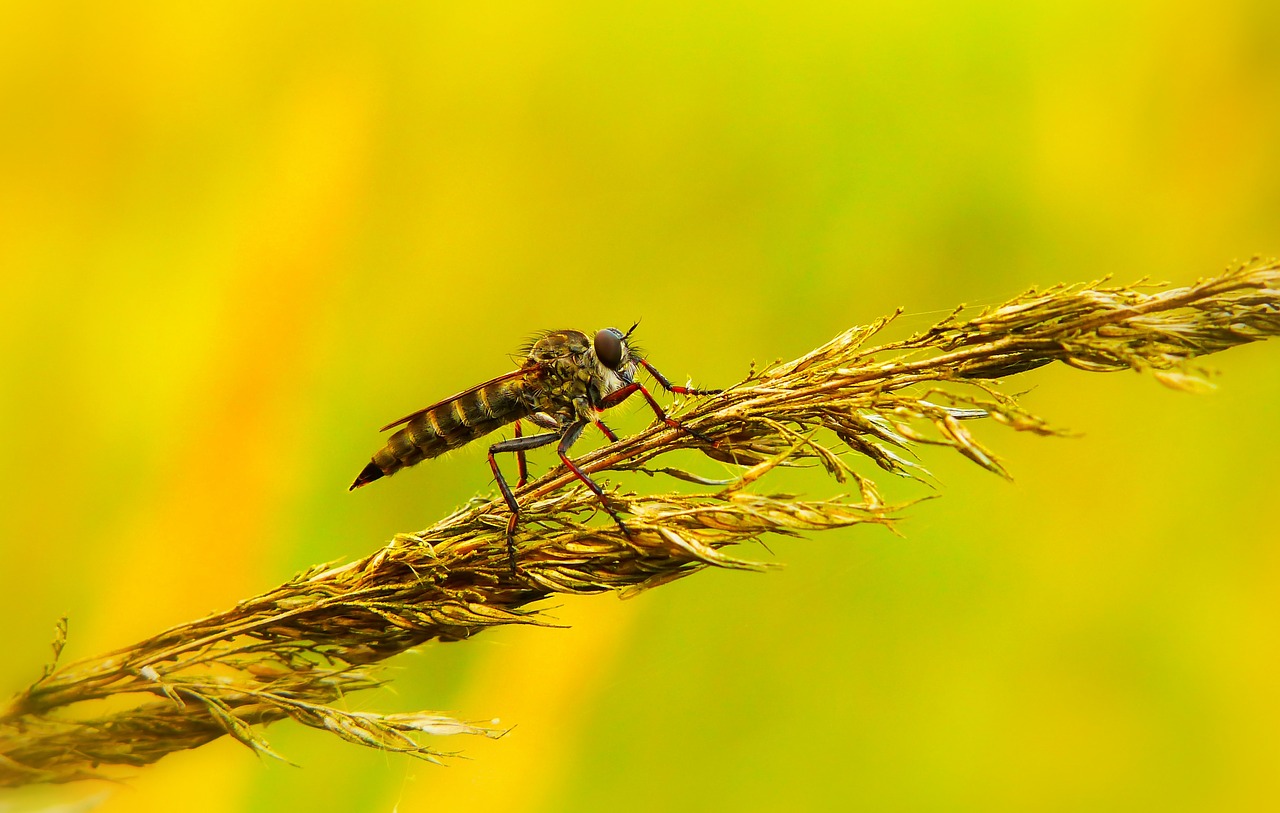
[
  {"x1": 597, "y1": 382, "x2": 639, "y2": 409},
  {"x1": 513, "y1": 419, "x2": 530, "y2": 487},
  {"x1": 490, "y1": 430, "x2": 560, "y2": 567},
  {"x1": 593, "y1": 413, "x2": 619, "y2": 442},
  {"x1": 601, "y1": 376, "x2": 718, "y2": 446},
  {"x1": 640, "y1": 359, "x2": 723, "y2": 396},
  {"x1": 557, "y1": 419, "x2": 631, "y2": 538}
]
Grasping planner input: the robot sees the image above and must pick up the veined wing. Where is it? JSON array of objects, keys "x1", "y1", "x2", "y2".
[{"x1": 379, "y1": 368, "x2": 531, "y2": 432}]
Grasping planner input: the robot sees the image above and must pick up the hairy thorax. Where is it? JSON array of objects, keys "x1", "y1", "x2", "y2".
[{"x1": 522, "y1": 330, "x2": 634, "y2": 425}]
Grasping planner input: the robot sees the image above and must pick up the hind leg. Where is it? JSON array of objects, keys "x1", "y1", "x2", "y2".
[{"x1": 489, "y1": 430, "x2": 560, "y2": 568}]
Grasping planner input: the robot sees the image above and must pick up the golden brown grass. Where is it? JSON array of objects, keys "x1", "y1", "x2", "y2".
[{"x1": 3, "y1": 259, "x2": 1278, "y2": 786}]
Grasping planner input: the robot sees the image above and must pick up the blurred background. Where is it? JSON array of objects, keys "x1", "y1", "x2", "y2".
[{"x1": 2, "y1": 1, "x2": 1278, "y2": 811}]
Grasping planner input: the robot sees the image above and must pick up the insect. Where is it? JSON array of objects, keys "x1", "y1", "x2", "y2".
[{"x1": 350, "y1": 325, "x2": 720, "y2": 554}]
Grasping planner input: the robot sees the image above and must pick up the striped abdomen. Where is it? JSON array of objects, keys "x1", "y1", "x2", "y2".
[{"x1": 350, "y1": 377, "x2": 531, "y2": 489}]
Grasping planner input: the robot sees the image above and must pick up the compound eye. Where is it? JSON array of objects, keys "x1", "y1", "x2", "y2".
[{"x1": 594, "y1": 327, "x2": 625, "y2": 369}]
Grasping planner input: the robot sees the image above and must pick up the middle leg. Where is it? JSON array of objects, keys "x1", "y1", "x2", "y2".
[{"x1": 557, "y1": 419, "x2": 632, "y2": 538}]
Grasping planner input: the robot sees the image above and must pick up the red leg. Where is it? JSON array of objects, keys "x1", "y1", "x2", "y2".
[
  {"x1": 557, "y1": 419, "x2": 631, "y2": 538},
  {"x1": 640, "y1": 359, "x2": 722, "y2": 396},
  {"x1": 597, "y1": 382, "x2": 639, "y2": 409},
  {"x1": 602, "y1": 379, "x2": 717, "y2": 445},
  {"x1": 593, "y1": 413, "x2": 619, "y2": 442}
]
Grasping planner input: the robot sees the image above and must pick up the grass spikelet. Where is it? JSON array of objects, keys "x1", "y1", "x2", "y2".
[{"x1": 2, "y1": 259, "x2": 1278, "y2": 786}]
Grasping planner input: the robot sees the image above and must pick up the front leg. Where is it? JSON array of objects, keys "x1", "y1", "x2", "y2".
[
  {"x1": 640, "y1": 359, "x2": 722, "y2": 397},
  {"x1": 598, "y1": 374, "x2": 718, "y2": 446}
]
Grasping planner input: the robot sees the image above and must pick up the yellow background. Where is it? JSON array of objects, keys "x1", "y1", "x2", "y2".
[{"x1": 2, "y1": 2, "x2": 1279, "y2": 811}]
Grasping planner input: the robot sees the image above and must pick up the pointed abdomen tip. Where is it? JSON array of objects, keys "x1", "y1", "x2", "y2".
[{"x1": 349, "y1": 461, "x2": 384, "y2": 490}]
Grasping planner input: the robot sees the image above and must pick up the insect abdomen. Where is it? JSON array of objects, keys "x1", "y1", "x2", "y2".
[{"x1": 350, "y1": 379, "x2": 529, "y2": 489}]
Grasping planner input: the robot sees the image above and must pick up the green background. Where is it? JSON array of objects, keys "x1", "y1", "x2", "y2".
[{"x1": 2, "y1": 2, "x2": 1278, "y2": 811}]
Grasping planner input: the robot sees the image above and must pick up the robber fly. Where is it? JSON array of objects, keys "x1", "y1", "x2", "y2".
[{"x1": 350, "y1": 324, "x2": 720, "y2": 550}]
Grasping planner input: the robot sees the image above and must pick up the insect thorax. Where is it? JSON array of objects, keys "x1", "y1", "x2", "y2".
[{"x1": 520, "y1": 329, "x2": 613, "y2": 423}]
